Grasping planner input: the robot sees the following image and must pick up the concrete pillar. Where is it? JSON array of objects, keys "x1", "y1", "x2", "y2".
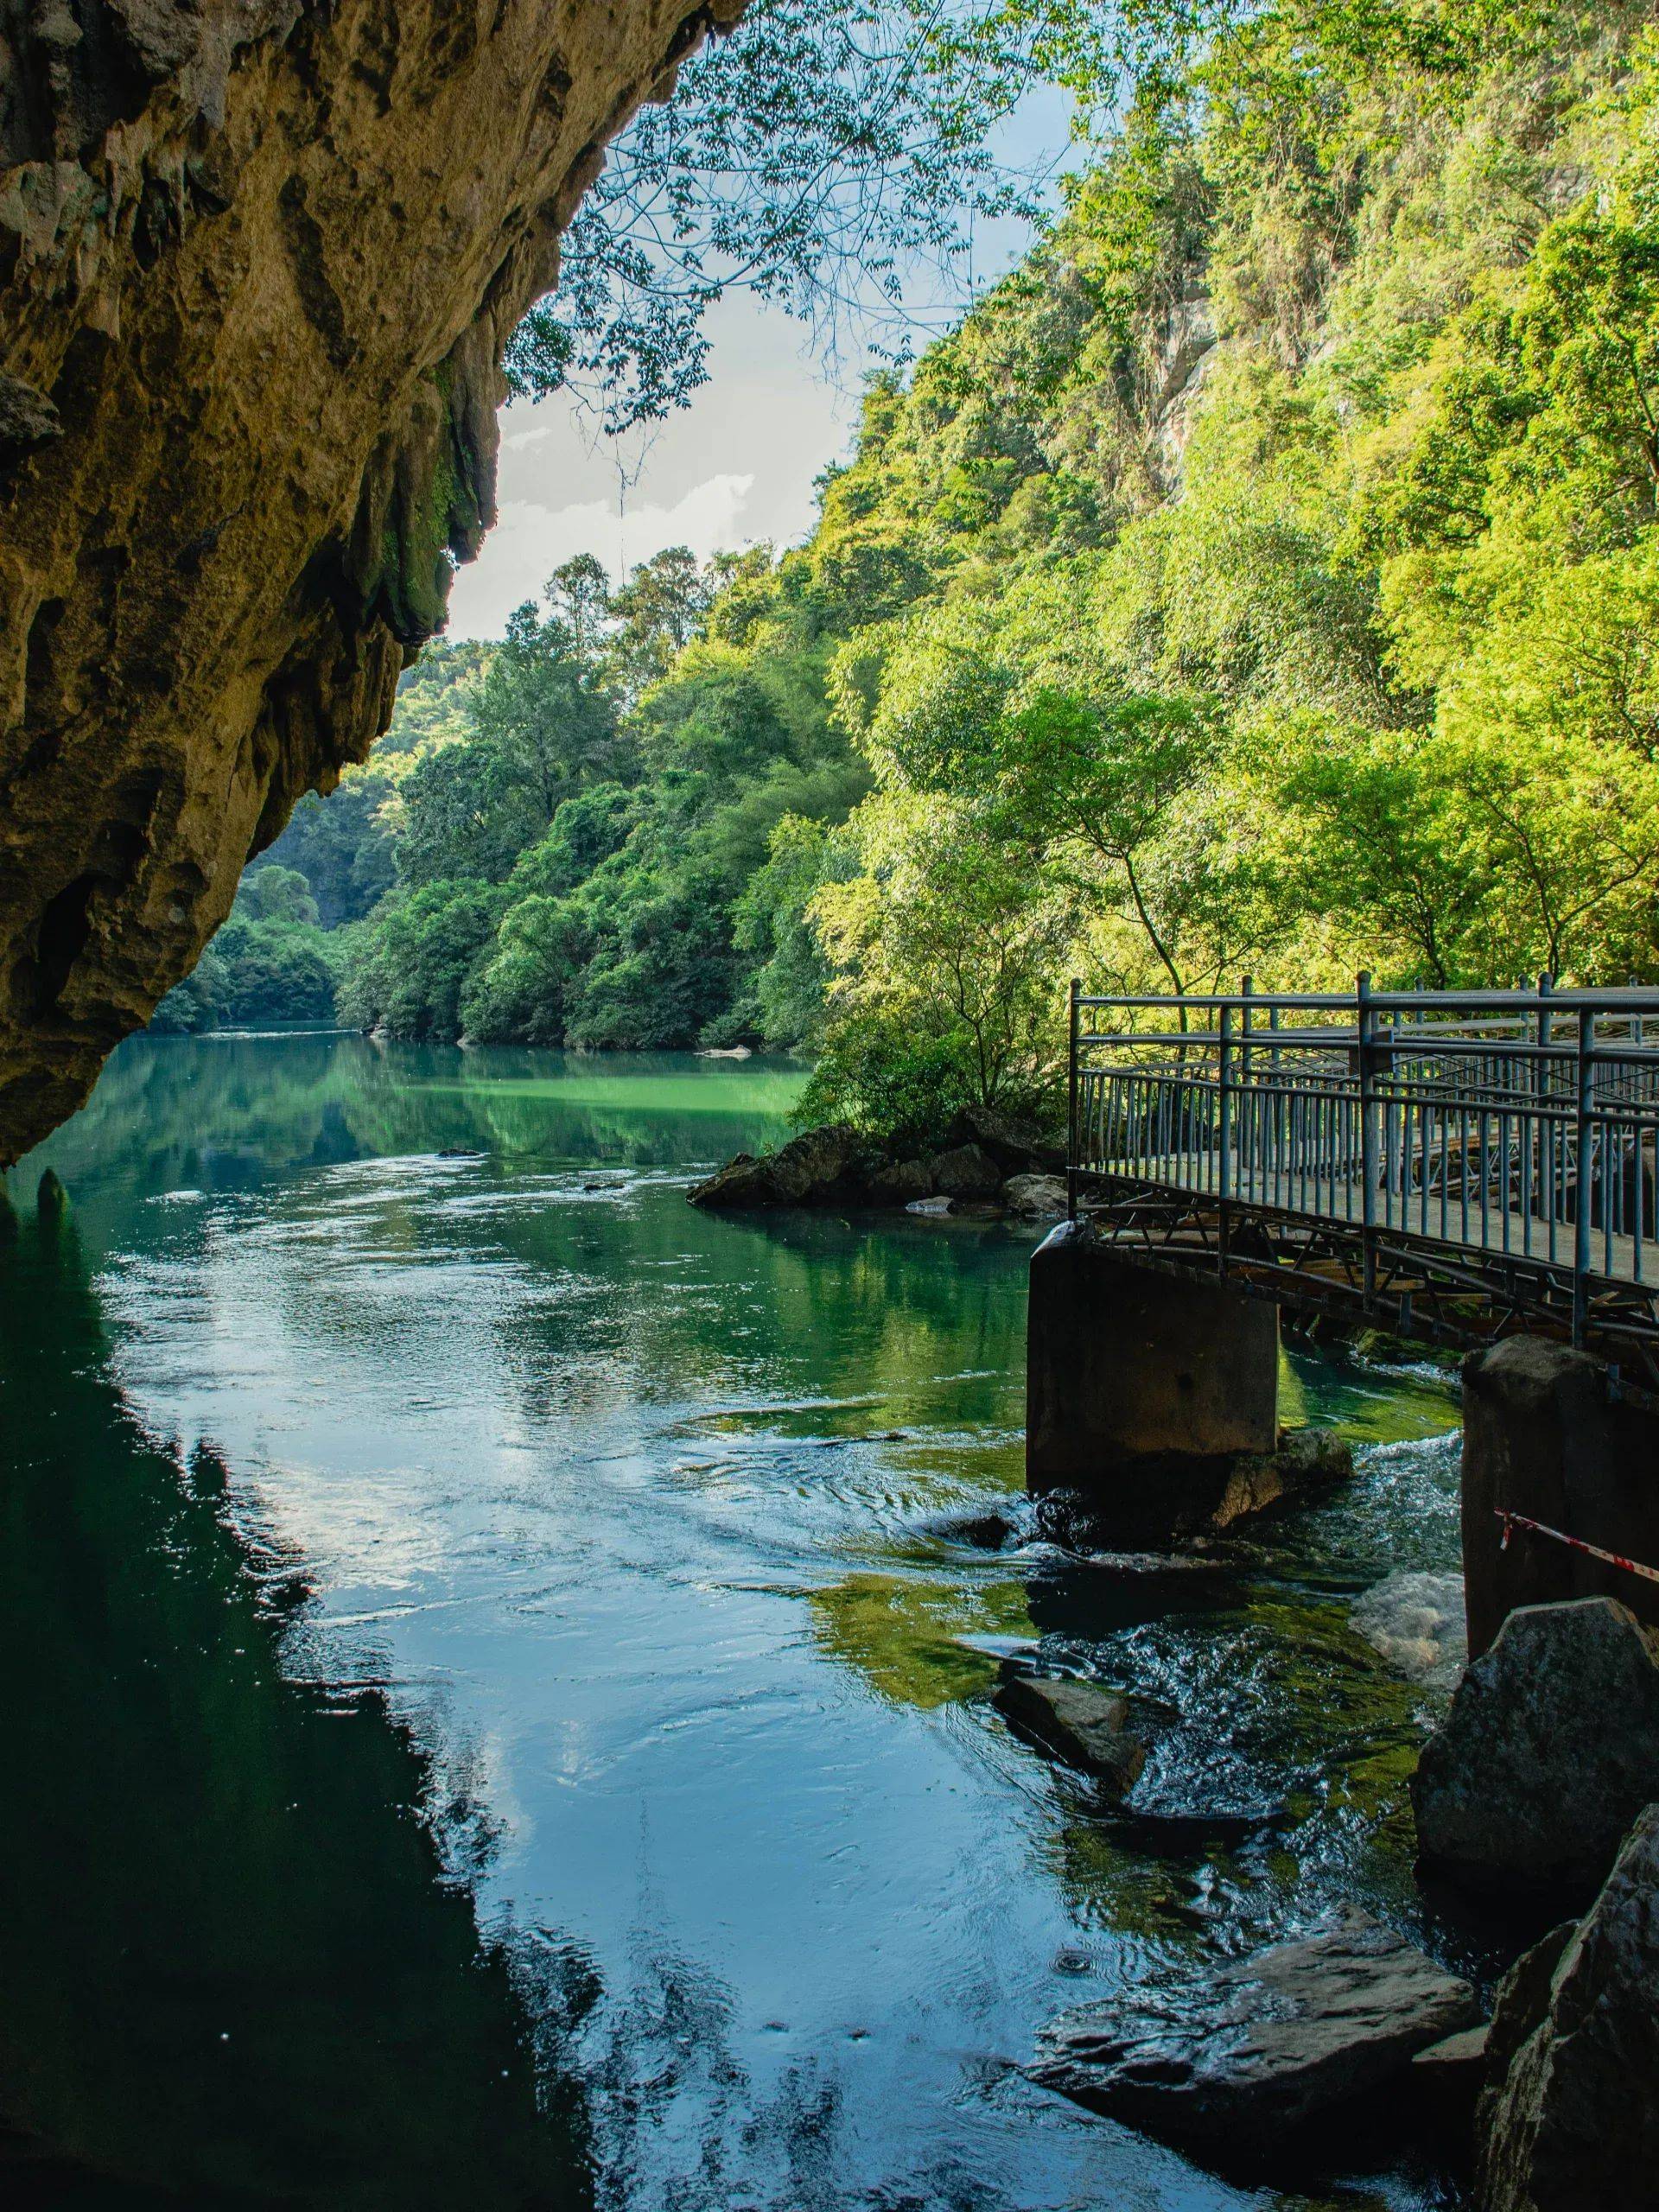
[
  {"x1": 1462, "y1": 1336, "x2": 1659, "y2": 1656},
  {"x1": 1026, "y1": 1223, "x2": 1279, "y2": 1545}
]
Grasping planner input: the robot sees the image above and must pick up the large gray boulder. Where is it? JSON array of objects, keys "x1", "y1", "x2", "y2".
[
  {"x1": 1034, "y1": 1911, "x2": 1478, "y2": 2158},
  {"x1": 1412, "y1": 1598, "x2": 1659, "y2": 1899},
  {"x1": 1478, "y1": 1806, "x2": 1659, "y2": 2212}
]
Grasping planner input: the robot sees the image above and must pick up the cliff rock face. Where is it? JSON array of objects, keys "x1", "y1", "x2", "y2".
[{"x1": 0, "y1": 0, "x2": 734, "y2": 1162}]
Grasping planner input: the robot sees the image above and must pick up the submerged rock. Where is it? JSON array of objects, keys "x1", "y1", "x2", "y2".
[
  {"x1": 1352, "y1": 1570, "x2": 1466, "y2": 1690},
  {"x1": 993, "y1": 1669, "x2": 1146, "y2": 1794},
  {"x1": 1478, "y1": 1807, "x2": 1659, "y2": 2212},
  {"x1": 1412, "y1": 1598, "x2": 1659, "y2": 1901},
  {"x1": 1034, "y1": 1910, "x2": 1478, "y2": 2160}
]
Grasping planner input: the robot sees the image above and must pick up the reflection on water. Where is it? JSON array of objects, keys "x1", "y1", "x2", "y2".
[
  {"x1": 0, "y1": 1206, "x2": 589, "y2": 2208},
  {"x1": 3, "y1": 1034, "x2": 1473, "y2": 2209}
]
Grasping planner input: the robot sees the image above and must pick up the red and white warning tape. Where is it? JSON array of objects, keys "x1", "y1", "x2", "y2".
[{"x1": 1497, "y1": 1508, "x2": 1659, "y2": 1588}]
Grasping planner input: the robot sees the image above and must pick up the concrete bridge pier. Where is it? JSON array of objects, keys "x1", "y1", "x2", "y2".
[
  {"x1": 1461, "y1": 1338, "x2": 1659, "y2": 1655},
  {"x1": 1026, "y1": 1223, "x2": 1281, "y2": 1547}
]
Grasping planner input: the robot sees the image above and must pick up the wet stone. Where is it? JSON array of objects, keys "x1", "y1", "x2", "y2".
[
  {"x1": 992, "y1": 1667, "x2": 1146, "y2": 1795},
  {"x1": 1412, "y1": 1596, "x2": 1659, "y2": 1901},
  {"x1": 1478, "y1": 1806, "x2": 1659, "y2": 2212},
  {"x1": 1033, "y1": 1910, "x2": 1480, "y2": 2163}
]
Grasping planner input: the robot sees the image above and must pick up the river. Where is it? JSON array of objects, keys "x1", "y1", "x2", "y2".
[{"x1": 1, "y1": 1031, "x2": 1474, "y2": 2210}]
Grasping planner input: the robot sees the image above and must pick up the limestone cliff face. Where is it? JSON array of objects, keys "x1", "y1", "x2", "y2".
[{"x1": 0, "y1": 0, "x2": 735, "y2": 1163}]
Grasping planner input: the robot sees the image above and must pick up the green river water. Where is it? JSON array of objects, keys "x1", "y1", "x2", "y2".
[{"x1": 1, "y1": 1032, "x2": 1474, "y2": 2211}]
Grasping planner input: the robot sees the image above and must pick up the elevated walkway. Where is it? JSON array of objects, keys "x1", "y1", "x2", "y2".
[{"x1": 1066, "y1": 980, "x2": 1659, "y2": 1393}]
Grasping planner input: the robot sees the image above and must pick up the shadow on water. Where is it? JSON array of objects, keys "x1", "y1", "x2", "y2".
[{"x1": 0, "y1": 1196, "x2": 594, "y2": 2209}]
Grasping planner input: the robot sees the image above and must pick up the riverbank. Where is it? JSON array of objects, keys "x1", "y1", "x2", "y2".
[{"x1": 689, "y1": 1107, "x2": 1071, "y2": 1219}]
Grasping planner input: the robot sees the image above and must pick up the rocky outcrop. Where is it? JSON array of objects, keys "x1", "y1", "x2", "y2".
[
  {"x1": 992, "y1": 1667, "x2": 1145, "y2": 1794},
  {"x1": 1412, "y1": 1598, "x2": 1659, "y2": 1903},
  {"x1": 687, "y1": 1116, "x2": 1067, "y2": 1215},
  {"x1": 0, "y1": 0, "x2": 737, "y2": 1163},
  {"x1": 944, "y1": 1102, "x2": 1065, "y2": 1174},
  {"x1": 928, "y1": 1141, "x2": 1002, "y2": 1198},
  {"x1": 1001, "y1": 1171, "x2": 1069, "y2": 1217},
  {"x1": 1477, "y1": 1808, "x2": 1659, "y2": 2212},
  {"x1": 686, "y1": 1122, "x2": 874, "y2": 1208},
  {"x1": 1034, "y1": 1911, "x2": 1478, "y2": 2162}
]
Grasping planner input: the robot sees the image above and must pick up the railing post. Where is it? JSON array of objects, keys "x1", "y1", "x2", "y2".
[
  {"x1": 1066, "y1": 976, "x2": 1081, "y2": 1224},
  {"x1": 1240, "y1": 975, "x2": 1255, "y2": 1220},
  {"x1": 1357, "y1": 970, "x2": 1376, "y2": 1303},
  {"x1": 1217, "y1": 995, "x2": 1234, "y2": 1278},
  {"x1": 1537, "y1": 973, "x2": 1554, "y2": 1251},
  {"x1": 1573, "y1": 1004, "x2": 1592, "y2": 1345}
]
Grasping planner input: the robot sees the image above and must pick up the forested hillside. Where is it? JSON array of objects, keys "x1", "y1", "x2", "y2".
[{"x1": 170, "y1": 0, "x2": 1659, "y2": 1146}]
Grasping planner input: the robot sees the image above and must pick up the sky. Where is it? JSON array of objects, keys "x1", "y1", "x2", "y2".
[{"x1": 444, "y1": 84, "x2": 1076, "y2": 640}]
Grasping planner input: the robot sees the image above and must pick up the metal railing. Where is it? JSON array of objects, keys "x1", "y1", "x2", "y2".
[{"x1": 1068, "y1": 977, "x2": 1659, "y2": 1355}]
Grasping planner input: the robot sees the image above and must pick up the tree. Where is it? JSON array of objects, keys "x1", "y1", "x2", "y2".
[
  {"x1": 546, "y1": 555, "x2": 613, "y2": 669},
  {"x1": 807, "y1": 790, "x2": 1076, "y2": 1137},
  {"x1": 607, "y1": 547, "x2": 720, "y2": 699},
  {"x1": 233, "y1": 865, "x2": 321, "y2": 928},
  {"x1": 855, "y1": 601, "x2": 1264, "y2": 1001},
  {"x1": 505, "y1": 0, "x2": 1059, "y2": 429}
]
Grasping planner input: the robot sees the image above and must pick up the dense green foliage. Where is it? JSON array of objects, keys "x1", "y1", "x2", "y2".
[{"x1": 181, "y1": 0, "x2": 1659, "y2": 1147}]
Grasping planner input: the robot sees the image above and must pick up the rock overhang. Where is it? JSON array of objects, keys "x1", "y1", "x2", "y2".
[{"x1": 0, "y1": 0, "x2": 742, "y2": 1164}]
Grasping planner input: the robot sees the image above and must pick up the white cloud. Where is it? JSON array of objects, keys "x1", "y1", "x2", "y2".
[{"x1": 445, "y1": 471, "x2": 758, "y2": 638}]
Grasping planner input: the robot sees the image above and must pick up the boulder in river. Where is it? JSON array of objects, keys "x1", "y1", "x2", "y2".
[
  {"x1": 1002, "y1": 1173, "x2": 1070, "y2": 1218},
  {"x1": 1411, "y1": 1597, "x2": 1659, "y2": 1901},
  {"x1": 864, "y1": 1157, "x2": 936, "y2": 1204},
  {"x1": 929, "y1": 1143, "x2": 1004, "y2": 1198},
  {"x1": 1478, "y1": 1805, "x2": 1659, "y2": 2212},
  {"x1": 688, "y1": 1123, "x2": 870, "y2": 1209},
  {"x1": 1034, "y1": 1910, "x2": 1479, "y2": 2160},
  {"x1": 1207, "y1": 1427, "x2": 1354, "y2": 1529},
  {"x1": 993, "y1": 1669, "x2": 1146, "y2": 1794}
]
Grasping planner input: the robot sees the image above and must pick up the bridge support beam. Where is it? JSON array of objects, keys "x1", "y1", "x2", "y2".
[
  {"x1": 1026, "y1": 1224, "x2": 1279, "y2": 1545},
  {"x1": 1461, "y1": 1338, "x2": 1659, "y2": 1656}
]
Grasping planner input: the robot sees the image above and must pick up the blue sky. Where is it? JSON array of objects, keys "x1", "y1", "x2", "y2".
[{"x1": 446, "y1": 83, "x2": 1076, "y2": 638}]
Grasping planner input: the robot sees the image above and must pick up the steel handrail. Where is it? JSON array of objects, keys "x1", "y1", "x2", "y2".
[{"x1": 1067, "y1": 975, "x2": 1659, "y2": 1344}]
